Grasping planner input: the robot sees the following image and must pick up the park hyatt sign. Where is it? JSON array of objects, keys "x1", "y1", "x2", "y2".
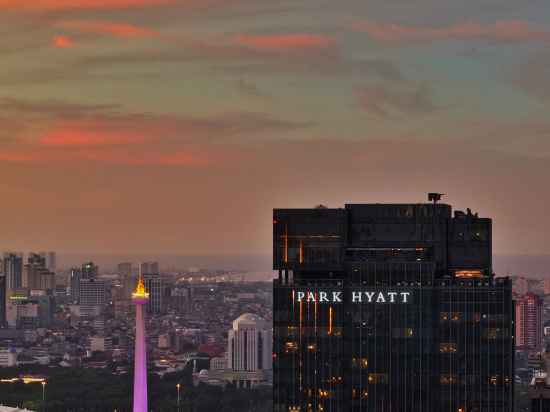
[{"x1": 295, "y1": 290, "x2": 412, "y2": 304}]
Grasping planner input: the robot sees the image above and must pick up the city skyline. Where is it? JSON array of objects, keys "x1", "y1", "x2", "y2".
[{"x1": 1, "y1": 1, "x2": 550, "y2": 256}]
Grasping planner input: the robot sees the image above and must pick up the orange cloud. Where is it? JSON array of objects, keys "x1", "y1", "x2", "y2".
[
  {"x1": 0, "y1": 0, "x2": 175, "y2": 11},
  {"x1": 58, "y1": 21, "x2": 158, "y2": 38},
  {"x1": 40, "y1": 124, "x2": 148, "y2": 146},
  {"x1": 233, "y1": 34, "x2": 335, "y2": 51},
  {"x1": 52, "y1": 35, "x2": 74, "y2": 48},
  {"x1": 352, "y1": 20, "x2": 550, "y2": 43}
]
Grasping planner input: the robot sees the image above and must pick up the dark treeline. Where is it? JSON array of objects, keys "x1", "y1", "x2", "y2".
[{"x1": 0, "y1": 366, "x2": 272, "y2": 412}]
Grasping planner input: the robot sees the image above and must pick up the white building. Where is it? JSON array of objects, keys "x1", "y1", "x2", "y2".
[
  {"x1": 89, "y1": 336, "x2": 113, "y2": 353},
  {"x1": 0, "y1": 349, "x2": 17, "y2": 367},
  {"x1": 226, "y1": 313, "x2": 272, "y2": 388},
  {"x1": 210, "y1": 355, "x2": 227, "y2": 371}
]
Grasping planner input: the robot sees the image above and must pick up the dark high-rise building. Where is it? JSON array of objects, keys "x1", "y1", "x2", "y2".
[
  {"x1": 118, "y1": 262, "x2": 134, "y2": 299},
  {"x1": 79, "y1": 278, "x2": 106, "y2": 306},
  {"x1": 139, "y1": 261, "x2": 159, "y2": 277},
  {"x1": 0, "y1": 273, "x2": 6, "y2": 327},
  {"x1": 70, "y1": 268, "x2": 82, "y2": 304},
  {"x1": 3, "y1": 253, "x2": 23, "y2": 292},
  {"x1": 273, "y1": 200, "x2": 514, "y2": 412},
  {"x1": 144, "y1": 274, "x2": 163, "y2": 314}
]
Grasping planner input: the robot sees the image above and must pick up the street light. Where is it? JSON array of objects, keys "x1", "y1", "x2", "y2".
[
  {"x1": 176, "y1": 383, "x2": 181, "y2": 410},
  {"x1": 41, "y1": 380, "x2": 46, "y2": 411}
]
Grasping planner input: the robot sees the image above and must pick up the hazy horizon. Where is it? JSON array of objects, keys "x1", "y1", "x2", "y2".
[{"x1": 38, "y1": 252, "x2": 550, "y2": 278}]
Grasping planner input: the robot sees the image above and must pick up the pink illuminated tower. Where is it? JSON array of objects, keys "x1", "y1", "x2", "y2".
[{"x1": 132, "y1": 276, "x2": 150, "y2": 412}]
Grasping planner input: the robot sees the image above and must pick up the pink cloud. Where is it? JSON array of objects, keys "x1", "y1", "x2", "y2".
[
  {"x1": 39, "y1": 123, "x2": 148, "y2": 146},
  {"x1": 233, "y1": 33, "x2": 335, "y2": 51},
  {"x1": 58, "y1": 20, "x2": 159, "y2": 38},
  {"x1": 52, "y1": 35, "x2": 74, "y2": 48},
  {"x1": 352, "y1": 20, "x2": 550, "y2": 43}
]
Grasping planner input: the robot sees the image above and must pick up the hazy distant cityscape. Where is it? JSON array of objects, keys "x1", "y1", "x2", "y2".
[{"x1": 0, "y1": 204, "x2": 550, "y2": 411}]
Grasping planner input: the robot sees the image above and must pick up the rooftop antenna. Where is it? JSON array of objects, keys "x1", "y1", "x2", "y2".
[{"x1": 428, "y1": 193, "x2": 445, "y2": 205}]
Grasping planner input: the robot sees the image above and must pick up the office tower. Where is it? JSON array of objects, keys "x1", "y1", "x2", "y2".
[
  {"x1": 3, "y1": 253, "x2": 23, "y2": 292},
  {"x1": 69, "y1": 268, "x2": 82, "y2": 303},
  {"x1": 227, "y1": 313, "x2": 272, "y2": 389},
  {"x1": 143, "y1": 274, "x2": 162, "y2": 314},
  {"x1": 0, "y1": 273, "x2": 6, "y2": 327},
  {"x1": 39, "y1": 251, "x2": 57, "y2": 273},
  {"x1": 132, "y1": 276, "x2": 149, "y2": 412},
  {"x1": 515, "y1": 292, "x2": 543, "y2": 351},
  {"x1": 82, "y1": 262, "x2": 98, "y2": 279},
  {"x1": 118, "y1": 262, "x2": 134, "y2": 298},
  {"x1": 23, "y1": 254, "x2": 55, "y2": 292},
  {"x1": 79, "y1": 278, "x2": 106, "y2": 306},
  {"x1": 273, "y1": 200, "x2": 514, "y2": 412},
  {"x1": 139, "y1": 262, "x2": 159, "y2": 277}
]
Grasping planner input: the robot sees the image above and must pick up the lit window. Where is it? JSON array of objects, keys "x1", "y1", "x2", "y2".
[
  {"x1": 440, "y1": 343, "x2": 457, "y2": 353},
  {"x1": 455, "y1": 269, "x2": 483, "y2": 278},
  {"x1": 440, "y1": 374, "x2": 458, "y2": 385},
  {"x1": 367, "y1": 373, "x2": 388, "y2": 384}
]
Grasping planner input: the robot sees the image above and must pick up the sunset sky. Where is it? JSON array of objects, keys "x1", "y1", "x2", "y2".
[{"x1": 1, "y1": 0, "x2": 549, "y2": 257}]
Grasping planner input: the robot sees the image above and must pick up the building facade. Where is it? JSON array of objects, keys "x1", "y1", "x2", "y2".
[
  {"x1": 22, "y1": 254, "x2": 55, "y2": 293},
  {"x1": 79, "y1": 278, "x2": 106, "y2": 307},
  {"x1": 139, "y1": 262, "x2": 159, "y2": 277},
  {"x1": 118, "y1": 262, "x2": 134, "y2": 299},
  {"x1": 227, "y1": 313, "x2": 273, "y2": 389},
  {"x1": 3, "y1": 253, "x2": 23, "y2": 292},
  {"x1": 273, "y1": 201, "x2": 514, "y2": 412},
  {"x1": 228, "y1": 313, "x2": 272, "y2": 372},
  {"x1": 515, "y1": 292, "x2": 543, "y2": 351},
  {"x1": 0, "y1": 272, "x2": 6, "y2": 327},
  {"x1": 143, "y1": 274, "x2": 163, "y2": 314}
]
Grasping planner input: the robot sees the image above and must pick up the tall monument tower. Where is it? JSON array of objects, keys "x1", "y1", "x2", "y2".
[{"x1": 132, "y1": 276, "x2": 149, "y2": 412}]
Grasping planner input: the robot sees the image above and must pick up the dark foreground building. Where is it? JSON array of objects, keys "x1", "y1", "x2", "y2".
[{"x1": 273, "y1": 199, "x2": 514, "y2": 412}]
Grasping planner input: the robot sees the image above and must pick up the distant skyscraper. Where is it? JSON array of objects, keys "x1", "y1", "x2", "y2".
[
  {"x1": 82, "y1": 262, "x2": 98, "y2": 279},
  {"x1": 544, "y1": 279, "x2": 550, "y2": 296},
  {"x1": 227, "y1": 313, "x2": 273, "y2": 388},
  {"x1": 132, "y1": 276, "x2": 149, "y2": 412},
  {"x1": 79, "y1": 278, "x2": 106, "y2": 306},
  {"x1": 118, "y1": 262, "x2": 134, "y2": 299},
  {"x1": 139, "y1": 262, "x2": 159, "y2": 277},
  {"x1": 23, "y1": 253, "x2": 55, "y2": 292},
  {"x1": 3, "y1": 253, "x2": 23, "y2": 292},
  {"x1": 515, "y1": 292, "x2": 543, "y2": 351},
  {"x1": 143, "y1": 274, "x2": 162, "y2": 314},
  {"x1": 69, "y1": 268, "x2": 82, "y2": 303},
  {"x1": 39, "y1": 252, "x2": 57, "y2": 273},
  {"x1": 273, "y1": 201, "x2": 514, "y2": 411},
  {"x1": 0, "y1": 273, "x2": 6, "y2": 327}
]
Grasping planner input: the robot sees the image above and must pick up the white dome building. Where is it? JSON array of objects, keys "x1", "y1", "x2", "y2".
[{"x1": 227, "y1": 313, "x2": 272, "y2": 388}]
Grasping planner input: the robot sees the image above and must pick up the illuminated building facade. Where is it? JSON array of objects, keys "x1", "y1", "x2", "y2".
[
  {"x1": 515, "y1": 292, "x2": 543, "y2": 351},
  {"x1": 132, "y1": 276, "x2": 149, "y2": 412},
  {"x1": 273, "y1": 201, "x2": 514, "y2": 412}
]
